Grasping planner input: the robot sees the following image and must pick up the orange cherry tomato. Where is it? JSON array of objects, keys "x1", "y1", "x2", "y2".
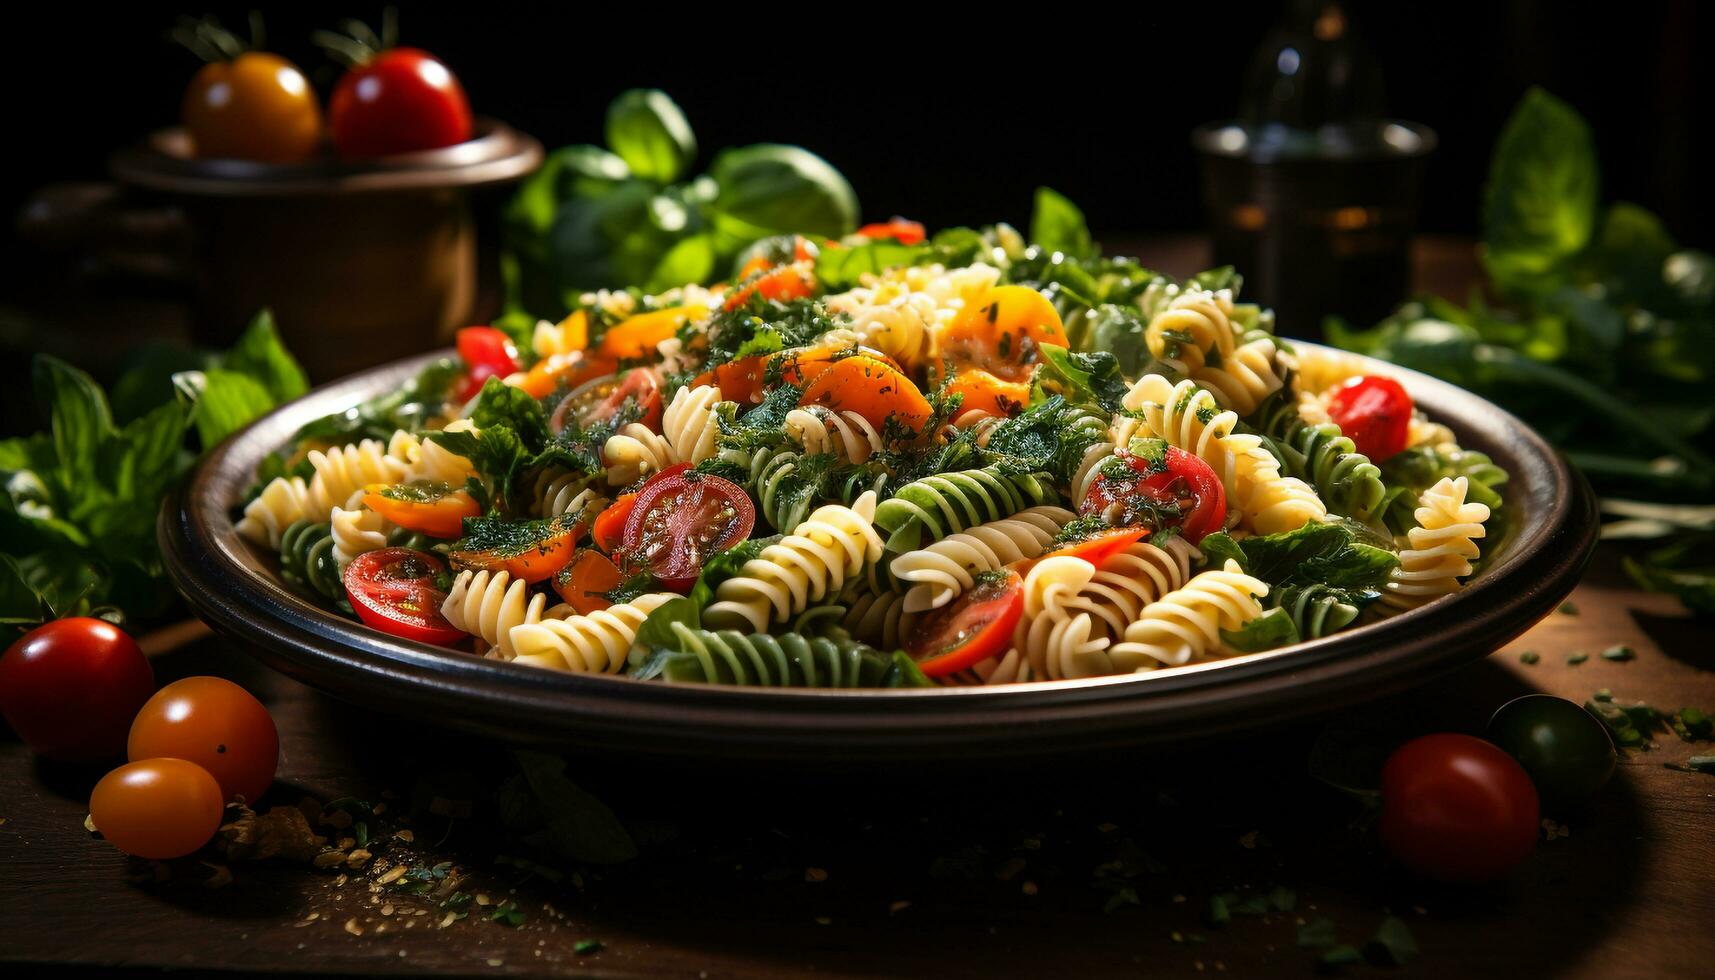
[
  {"x1": 90, "y1": 758, "x2": 227, "y2": 860},
  {"x1": 856, "y1": 218, "x2": 926, "y2": 245},
  {"x1": 591, "y1": 493, "x2": 638, "y2": 554},
  {"x1": 517, "y1": 352, "x2": 618, "y2": 399},
  {"x1": 799, "y1": 354, "x2": 932, "y2": 432},
  {"x1": 935, "y1": 285, "x2": 1068, "y2": 385},
  {"x1": 553, "y1": 548, "x2": 624, "y2": 615},
  {"x1": 906, "y1": 569, "x2": 1025, "y2": 677},
  {"x1": 723, "y1": 262, "x2": 815, "y2": 311},
  {"x1": 182, "y1": 52, "x2": 322, "y2": 163},
  {"x1": 596, "y1": 305, "x2": 708, "y2": 360},
  {"x1": 1041, "y1": 527, "x2": 1149, "y2": 566},
  {"x1": 451, "y1": 513, "x2": 584, "y2": 584},
  {"x1": 363, "y1": 482, "x2": 481, "y2": 539},
  {"x1": 944, "y1": 368, "x2": 1033, "y2": 419},
  {"x1": 128, "y1": 676, "x2": 280, "y2": 805}
]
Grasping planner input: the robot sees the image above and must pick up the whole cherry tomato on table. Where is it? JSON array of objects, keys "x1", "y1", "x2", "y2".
[
  {"x1": 317, "y1": 18, "x2": 472, "y2": 158},
  {"x1": 129, "y1": 676, "x2": 280, "y2": 805},
  {"x1": 1379, "y1": 733, "x2": 1539, "y2": 882},
  {"x1": 0, "y1": 618, "x2": 155, "y2": 763},
  {"x1": 89, "y1": 758, "x2": 226, "y2": 860},
  {"x1": 1487, "y1": 695, "x2": 1616, "y2": 809}
]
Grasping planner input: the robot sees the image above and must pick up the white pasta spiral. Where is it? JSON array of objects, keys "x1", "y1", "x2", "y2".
[
  {"x1": 1059, "y1": 536, "x2": 1202, "y2": 642},
  {"x1": 329, "y1": 492, "x2": 390, "y2": 566},
  {"x1": 887, "y1": 506, "x2": 1076, "y2": 612},
  {"x1": 942, "y1": 647, "x2": 1040, "y2": 686},
  {"x1": 786, "y1": 405, "x2": 884, "y2": 463},
  {"x1": 602, "y1": 424, "x2": 674, "y2": 486},
  {"x1": 1182, "y1": 336, "x2": 1286, "y2": 415},
  {"x1": 1103, "y1": 561, "x2": 1269, "y2": 671},
  {"x1": 1381, "y1": 476, "x2": 1489, "y2": 610},
  {"x1": 304, "y1": 439, "x2": 408, "y2": 521},
  {"x1": 663, "y1": 384, "x2": 725, "y2": 466},
  {"x1": 505, "y1": 593, "x2": 677, "y2": 674},
  {"x1": 401, "y1": 420, "x2": 479, "y2": 486},
  {"x1": 441, "y1": 569, "x2": 570, "y2": 660},
  {"x1": 705, "y1": 492, "x2": 885, "y2": 632},
  {"x1": 236, "y1": 475, "x2": 313, "y2": 548},
  {"x1": 534, "y1": 469, "x2": 606, "y2": 520},
  {"x1": 1145, "y1": 288, "x2": 1241, "y2": 374}
]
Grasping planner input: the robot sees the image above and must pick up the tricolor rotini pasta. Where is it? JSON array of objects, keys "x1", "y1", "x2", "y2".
[{"x1": 239, "y1": 210, "x2": 1505, "y2": 688}]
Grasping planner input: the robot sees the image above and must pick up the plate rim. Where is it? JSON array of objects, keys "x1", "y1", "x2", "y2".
[{"x1": 159, "y1": 342, "x2": 1599, "y2": 759}]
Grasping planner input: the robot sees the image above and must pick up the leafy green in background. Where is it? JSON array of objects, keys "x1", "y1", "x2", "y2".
[
  {"x1": 1330, "y1": 86, "x2": 1715, "y2": 614},
  {"x1": 0, "y1": 312, "x2": 307, "y2": 641},
  {"x1": 504, "y1": 89, "x2": 859, "y2": 319}
]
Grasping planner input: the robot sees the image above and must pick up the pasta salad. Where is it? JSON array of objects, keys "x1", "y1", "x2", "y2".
[{"x1": 235, "y1": 217, "x2": 1508, "y2": 688}]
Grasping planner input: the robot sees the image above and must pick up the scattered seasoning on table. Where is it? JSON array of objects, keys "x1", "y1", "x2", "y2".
[
  {"x1": 1601, "y1": 644, "x2": 1636, "y2": 662},
  {"x1": 1518, "y1": 650, "x2": 1540, "y2": 665},
  {"x1": 1559, "y1": 601, "x2": 1579, "y2": 615},
  {"x1": 573, "y1": 939, "x2": 604, "y2": 955},
  {"x1": 1366, "y1": 916, "x2": 1419, "y2": 966},
  {"x1": 1567, "y1": 651, "x2": 1590, "y2": 665},
  {"x1": 1665, "y1": 756, "x2": 1715, "y2": 775}
]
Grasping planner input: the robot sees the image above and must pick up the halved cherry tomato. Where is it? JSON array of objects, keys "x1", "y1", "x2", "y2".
[
  {"x1": 856, "y1": 218, "x2": 926, "y2": 245},
  {"x1": 1081, "y1": 445, "x2": 1227, "y2": 544},
  {"x1": 793, "y1": 236, "x2": 820, "y2": 262},
  {"x1": 450, "y1": 513, "x2": 584, "y2": 585},
  {"x1": 906, "y1": 569, "x2": 1024, "y2": 676},
  {"x1": 944, "y1": 368, "x2": 1032, "y2": 419},
  {"x1": 799, "y1": 354, "x2": 932, "y2": 433},
  {"x1": 514, "y1": 351, "x2": 614, "y2": 399},
  {"x1": 596, "y1": 305, "x2": 708, "y2": 361},
  {"x1": 549, "y1": 370, "x2": 663, "y2": 434},
  {"x1": 591, "y1": 493, "x2": 638, "y2": 554},
  {"x1": 723, "y1": 262, "x2": 815, "y2": 311},
  {"x1": 1327, "y1": 375, "x2": 1413, "y2": 462},
  {"x1": 344, "y1": 549, "x2": 467, "y2": 645},
  {"x1": 363, "y1": 481, "x2": 480, "y2": 539},
  {"x1": 454, "y1": 326, "x2": 521, "y2": 403},
  {"x1": 1043, "y1": 527, "x2": 1149, "y2": 566},
  {"x1": 621, "y1": 464, "x2": 755, "y2": 592},
  {"x1": 553, "y1": 548, "x2": 624, "y2": 615},
  {"x1": 934, "y1": 285, "x2": 1068, "y2": 386},
  {"x1": 128, "y1": 677, "x2": 279, "y2": 805}
]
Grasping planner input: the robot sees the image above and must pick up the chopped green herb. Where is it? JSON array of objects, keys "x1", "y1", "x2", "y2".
[
  {"x1": 1366, "y1": 916, "x2": 1419, "y2": 966},
  {"x1": 1600, "y1": 644, "x2": 1635, "y2": 661},
  {"x1": 1567, "y1": 650, "x2": 1589, "y2": 665},
  {"x1": 1207, "y1": 894, "x2": 1231, "y2": 925},
  {"x1": 1518, "y1": 650, "x2": 1540, "y2": 665},
  {"x1": 1297, "y1": 916, "x2": 1338, "y2": 949},
  {"x1": 490, "y1": 899, "x2": 526, "y2": 927},
  {"x1": 1673, "y1": 707, "x2": 1713, "y2": 741},
  {"x1": 1559, "y1": 601, "x2": 1579, "y2": 615},
  {"x1": 1321, "y1": 945, "x2": 1365, "y2": 967},
  {"x1": 574, "y1": 939, "x2": 605, "y2": 955}
]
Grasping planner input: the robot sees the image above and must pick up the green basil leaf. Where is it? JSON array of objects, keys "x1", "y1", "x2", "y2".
[
  {"x1": 709, "y1": 144, "x2": 858, "y2": 249},
  {"x1": 605, "y1": 89, "x2": 696, "y2": 184},
  {"x1": 1030, "y1": 345, "x2": 1128, "y2": 415},
  {"x1": 1029, "y1": 186, "x2": 1093, "y2": 259},
  {"x1": 176, "y1": 368, "x2": 274, "y2": 448},
  {"x1": 646, "y1": 233, "x2": 716, "y2": 293},
  {"x1": 34, "y1": 355, "x2": 114, "y2": 488},
  {"x1": 1482, "y1": 87, "x2": 1598, "y2": 298},
  {"x1": 217, "y1": 309, "x2": 309, "y2": 403},
  {"x1": 814, "y1": 239, "x2": 927, "y2": 291}
]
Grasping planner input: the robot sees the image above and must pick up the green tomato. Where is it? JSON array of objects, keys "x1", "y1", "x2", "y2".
[{"x1": 1487, "y1": 694, "x2": 1616, "y2": 809}]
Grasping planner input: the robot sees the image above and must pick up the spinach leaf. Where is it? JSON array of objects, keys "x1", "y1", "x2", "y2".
[
  {"x1": 708, "y1": 144, "x2": 858, "y2": 251},
  {"x1": 604, "y1": 89, "x2": 696, "y2": 184},
  {"x1": 1029, "y1": 186, "x2": 1094, "y2": 259},
  {"x1": 814, "y1": 239, "x2": 928, "y2": 291},
  {"x1": 1031, "y1": 345, "x2": 1128, "y2": 414},
  {"x1": 1220, "y1": 607, "x2": 1300, "y2": 653}
]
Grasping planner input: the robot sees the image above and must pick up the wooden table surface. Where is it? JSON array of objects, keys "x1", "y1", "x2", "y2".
[{"x1": 3, "y1": 238, "x2": 1713, "y2": 978}]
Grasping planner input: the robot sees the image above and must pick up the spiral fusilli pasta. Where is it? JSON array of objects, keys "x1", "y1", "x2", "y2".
[
  {"x1": 705, "y1": 492, "x2": 885, "y2": 632},
  {"x1": 886, "y1": 506, "x2": 1076, "y2": 611},
  {"x1": 1380, "y1": 477, "x2": 1489, "y2": 610}
]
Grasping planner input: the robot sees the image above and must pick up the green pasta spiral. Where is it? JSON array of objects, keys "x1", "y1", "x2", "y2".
[
  {"x1": 872, "y1": 465, "x2": 1060, "y2": 551},
  {"x1": 279, "y1": 520, "x2": 343, "y2": 600},
  {"x1": 1270, "y1": 584, "x2": 1361, "y2": 639},
  {"x1": 1251, "y1": 389, "x2": 1387, "y2": 524},
  {"x1": 630, "y1": 621, "x2": 927, "y2": 688}
]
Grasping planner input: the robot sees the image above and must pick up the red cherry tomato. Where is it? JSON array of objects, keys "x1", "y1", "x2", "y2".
[
  {"x1": 453, "y1": 326, "x2": 521, "y2": 403},
  {"x1": 128, "y1": 677, "x2": 279, "y2": 805},
  {"x1": 89, "y1": 758, "x2": 226, "y2": 860},
  {"x1": 1327, "y1": 375, "x2": 1413, "y2": 462},
  {"x1": 856, "y1": 218, "x2": 927, "y2": 245},
  {"x1": 906, "y1": 569, "x2": 1024, "y2": 677},
  {"x1": 0, "y1": 618, "x2": 155, "y2": 763},
  {"x1": 327, "y1": 47, "x2": 473, "y2": 159},
  {"x1": 343, "y1": 548, "x2": 467, "y2": 645},
  {"x1": 1081, "y1": 446, "x2": 1227, "y2": 543},
  {"x1": 1379, "y1": 733, "x2": 1540, "y2": 882},
  {"x1": 620, "y1": 464, "x2": 756, "y2": 592},
  {"x1": 1042, "y1": 527, "x2": 1149, "y2": 566},
  {"x1": 548, "y1": 370, "x2": 663, "y2": 435}
]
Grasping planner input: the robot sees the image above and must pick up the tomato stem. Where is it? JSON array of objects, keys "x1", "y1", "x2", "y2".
[{"x1": 168, "y1": 14, "x2": 253, "y2": 64}]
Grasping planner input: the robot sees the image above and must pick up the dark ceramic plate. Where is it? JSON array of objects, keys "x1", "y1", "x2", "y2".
[{"x1": 159, "y1": 345, "x2": 1597, "y2": 762}]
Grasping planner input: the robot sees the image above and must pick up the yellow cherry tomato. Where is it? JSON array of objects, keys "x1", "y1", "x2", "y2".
[{"x1": 183, "y1": 52, "x2": 322, "y2": 163}]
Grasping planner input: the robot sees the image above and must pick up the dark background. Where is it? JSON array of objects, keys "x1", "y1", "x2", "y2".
[{"x1": 4, "y1": 1, "x2": 1708, "y2": 241}]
